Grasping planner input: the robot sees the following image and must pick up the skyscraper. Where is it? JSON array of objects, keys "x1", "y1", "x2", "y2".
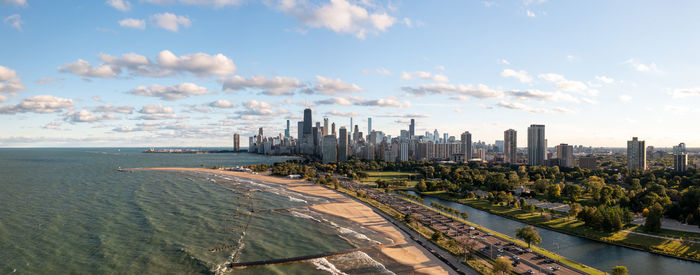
[
  {"x1": 627, "y1": 137, "x2": 646, "y2": 171},
  {"x1": 461, "y1": 131, "x2": 472, "y2": 161},
  {"x1": 331, "y1": 122, "x2": 336, "y2": 136},
  {"x1": 338, "y1": 127, "x2": 348, "y2": 162},
  {"x1": 233, "y1": 133, "x2": 240, "y2": 152},
  {"x1": 409, "y1": 119, "x2": 415, "y2": 138},
  {"x1": 504, "y1": 129, "x2": 517, "y2": 164},
  {"x1": 322, "y1": 135, "x2": 337, "y2": 164},
  {"x1": 368, "y1": 117, "x2": 372, "y2": 133},
  {"x1": 285, "y1": 120, "x2": 290, "y2": 138},
  {"x1": 297, "y1": 121, "x2": 303, "y2": 140},
  {"x1": 674, "y1": 153, "x2": 688, "y2": 172},
  {"x1": 433, "y1": 129, "x2": 439, "y2": 142},
  {"x1": 556, "y1": 143, "x2": 574, "y2": 168},
  {"x1": 495, "y1": 140, "x2": 504, "y2": 153},
  {"x1": 303, "y1": 108, "x2": 312, "y2": 135},
  {"x1": 527, "y1": 125, "x2": 545, "y2": 166},
  {"x1": 323, "y1": 117, "x2": 329, "y2": 136}
]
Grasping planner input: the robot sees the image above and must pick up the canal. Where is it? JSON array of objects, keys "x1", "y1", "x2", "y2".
[{"x1": 404, "y1": 191, "x2": 699, "y2": 275}]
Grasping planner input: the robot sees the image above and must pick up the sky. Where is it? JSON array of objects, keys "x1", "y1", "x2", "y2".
[{"x1": 1, "y1": 0, "x2": 700, "y2": 148}]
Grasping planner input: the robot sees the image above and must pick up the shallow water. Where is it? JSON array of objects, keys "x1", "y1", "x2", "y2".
[{"x1": 0, "y1": 148, "x2": 395, "y2": 274}]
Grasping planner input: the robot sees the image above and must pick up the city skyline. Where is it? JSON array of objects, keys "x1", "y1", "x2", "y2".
[{"x1": 3, "y1": 1, "x2": 700, "y2": 147}]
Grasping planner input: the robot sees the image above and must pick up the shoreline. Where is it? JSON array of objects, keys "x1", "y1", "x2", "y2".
[
  {"x1": 419, "y1": 191, "x2": 700, "y2": 264},
  {"x1": 133, "y1": 167, "x2": 457, "y2": 275}
]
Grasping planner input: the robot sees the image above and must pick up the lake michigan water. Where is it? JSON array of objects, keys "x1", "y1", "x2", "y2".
[{"x1": 0, "y1": 148, "x2": 396, "y2": 274}]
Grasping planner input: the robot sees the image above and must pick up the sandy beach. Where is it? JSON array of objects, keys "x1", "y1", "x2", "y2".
[{"x1": 135, "y1": 167, "x2": 453, "y2": 275}]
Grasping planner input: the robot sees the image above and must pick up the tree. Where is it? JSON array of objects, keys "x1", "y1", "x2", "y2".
[
  {"x1": 644, "y1": 202, "x2": 664, "y2": 233},
  {"x1": 569, "y1": 203, "x2": 582, "y2": 220},
  {"x1": 416, "y1": 180, "x2": 427, "y2": 192},
  {"x1": 546, "y1": 184, "x2": 561, "y2": 199},
  {"x1": 612, "y1": 266, "x2": 628, "y2": 275},
  {"x1": 493, "y1": 257, "x2": 511, "y2": 275},
  {"x1": 563, "y1": 184, "x2": 582, "y2": 201},
  {"x1": 431, "y1": 231, "x2": 442, "y2": 241},
  {"x1": 403, "y1": 213, "x2": 413, "y2": 223},
  {"x1": 515, "y1": 226, "x2": 542, "y2": 248}
]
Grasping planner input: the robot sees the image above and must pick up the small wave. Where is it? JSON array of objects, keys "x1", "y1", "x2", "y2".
[
  {"x1": 311, "y1": 257, "x2": 347, "y2": 275},
  {"x1": 288, "y1": 196, "x2": 307, "y2": 203},
  {"x1": 332, "y1": 251, "x2": 395, "y2": 275},
  {"x1": 290, "y1": 210, "x2": 321, "y2": 222}
]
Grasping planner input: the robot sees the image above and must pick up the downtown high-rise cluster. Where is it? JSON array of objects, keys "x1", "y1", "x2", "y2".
[{"x1": 235, "y1": 108, "x2": 690, "y2": 172}]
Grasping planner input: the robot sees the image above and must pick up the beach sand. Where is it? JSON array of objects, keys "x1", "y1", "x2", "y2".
[{"x1": 135, "y1": 167, "x2": 453, "y2": 275}]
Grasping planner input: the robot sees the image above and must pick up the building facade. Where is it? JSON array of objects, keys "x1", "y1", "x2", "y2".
[
  {"x1": 504, "y1": 129, "x2": 517, "y2": 164},
  {"x1": 527, "y1": 125, "x2": 545, "y2": 166},
  {"x1": 627, "y1": 137, "x2": 646, "y2": 171}
]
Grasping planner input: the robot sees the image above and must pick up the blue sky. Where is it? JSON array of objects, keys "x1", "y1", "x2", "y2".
[{"x1": 1, "y1": 0, "x2": 699, "y2": 147}]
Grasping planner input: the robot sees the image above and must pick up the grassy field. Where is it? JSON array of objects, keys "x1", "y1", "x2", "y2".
[
  {"x1": 360, "y1": 171, "x2": 420, "y2": 186},
  {"x1": 422, "y1": 191, "x2": 700, "y2": 262}
]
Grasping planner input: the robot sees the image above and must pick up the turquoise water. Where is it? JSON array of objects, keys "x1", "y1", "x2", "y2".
[{"x1": 0, "y1": 149, "x2": 396, "y2": 274}]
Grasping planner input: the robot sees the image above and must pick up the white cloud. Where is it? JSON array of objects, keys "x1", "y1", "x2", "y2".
[
  {"x1": 270, "y1": 0, "x2": 397, "y2": 39},
  {"x1": 376, "y1": 68, "x2": 392, "y2": 75},
  {"x1": 0, "y1": 65, "x2": 26, "y2": 94},
  {"x1": 93, "y1": 104, "x2": 134, "y2": 114},
  {"x1": 538, "y1": 73, "x2": 590, "y2": 94},
  {"x1": 672, "y1": 88, "x2": 700, "y2": 98},
  {"x1": 107, "y1": 0, "x2": 131, "y2": 11},
  {"x1": 314, "y1": 97, "x2": 353, "y2": 106},
  {"x1": 235, "y1": 99, "x2": 287, "y2": 117},
  {"x1": 60, "y1": 50, "x2": 236, "y2": 78},
  {"x1": 150, "y1": 13, "x2": 191, "y2": 32},
  {"x1": 0, "y1": 95, "x2": 74, "y2": 114},
  {"x1": 142, "y1": 0, "x2": 243, "y2": 8},
  {"x1": 311, "y1": 76, "x2": 363, "y2": 95},
  {"x1": 315, "y1": 95, "x2": 410, "y2": 108},
  {"x1": 209, "y1": 99, "x2": 235, "y2": 108},
  {"x1": 401, "y1": 71, "x2": 449, "y2": 82},
  {"x1": 119, "y1": 18, "x2": 145, "y2": 29},
  {"x1": 402, "y1": 17, "x2": 412, "y2": 27},
  {"x1": 156, "y1": 50, "x2": 235, "y2": 76},
  {"x1": 619, "y1": 95, "x2": 632, "y2": 102},
  {"x1": 501, "y1": 69, "x2": 532, "y2": 83},
  {"x1": 624, "y1": 58, "x2": 662, "y2": 73},
  {"x1": 130, "y1": 83, "x2": 213, "y2": 101},
  {"x1": 496, "y1": 100, "x2": 573, "y2": 114},
  {"x1": 507, "y1": 89, "x2": 580, "y2": 103},
  {"x1": 324, "y1": 110, "x2": 360, "y2": 117},
  {"x1": 137, "y1": 103, "x2": 184, "y2": 120},
  {"x1": 3, "y1": 14, "x2": 22, "y2": 31},
  {"x1": 402, "y1": 83, "x2": 503, "y2": 99},
  {"x1": 0, "y1": 95, "x2": 6, "y2": 102},
  {"x1": 595, "y1": 75, "x2": 614, "y2": 84},
  {"x1": 219, "y1": 75, "x2": 302, "y2": 95},
  {"x1": 526, "y1": 10, "x2": 536, "y2": 18},
  {"x1": 92, "y1": 96, "x2": 102, "y2": 102},
  {"x1": 2, "y1": 0, "x2": 26, "y2": 6},
  {"x1": 64, "y1": 110, "x2": 116, "y2": 123},
  {"x1": 58, "y1": 59, "x2": 121, "y2": 78},
  {"x1": 498, "y1": 59, "x2": 510, "y2": 65}
]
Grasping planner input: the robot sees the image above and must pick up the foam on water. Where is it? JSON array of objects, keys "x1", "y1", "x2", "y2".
[
  {"x1": 288, "y1": 196, "x2": 307, "y2": 203},
  {"x1": 311, "y1": 257, "x2": 347, "y2": 275},
  {"x1": 290, "y1": 210, "x2": 321, "y2": 222},
  {"x1": 331, "y1": 251, "x2": 395, "y2": 275}
]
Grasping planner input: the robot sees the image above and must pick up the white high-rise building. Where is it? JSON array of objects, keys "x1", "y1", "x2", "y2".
[
  {"x1": 627, "y1": 137, "x2": 646, "y2": 171},
  {"x1": 527, "y1": 125, "x2": 545, "y2": 166},
  {"x1": 400, "y1": 142, "x2": 409, "y2": 161}
]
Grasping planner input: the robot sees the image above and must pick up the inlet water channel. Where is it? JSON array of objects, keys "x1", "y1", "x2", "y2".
[{"x1": 404, "y1": 191, "x2": 699, "y2": 275}]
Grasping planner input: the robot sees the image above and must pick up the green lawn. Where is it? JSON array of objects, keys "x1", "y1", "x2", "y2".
[
  {"x1": 360, "y1": 171, "x2": 420, "y2": 186},
  {"x1": 422, "y1": 191, "x2": 700, "y2": 261}
]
